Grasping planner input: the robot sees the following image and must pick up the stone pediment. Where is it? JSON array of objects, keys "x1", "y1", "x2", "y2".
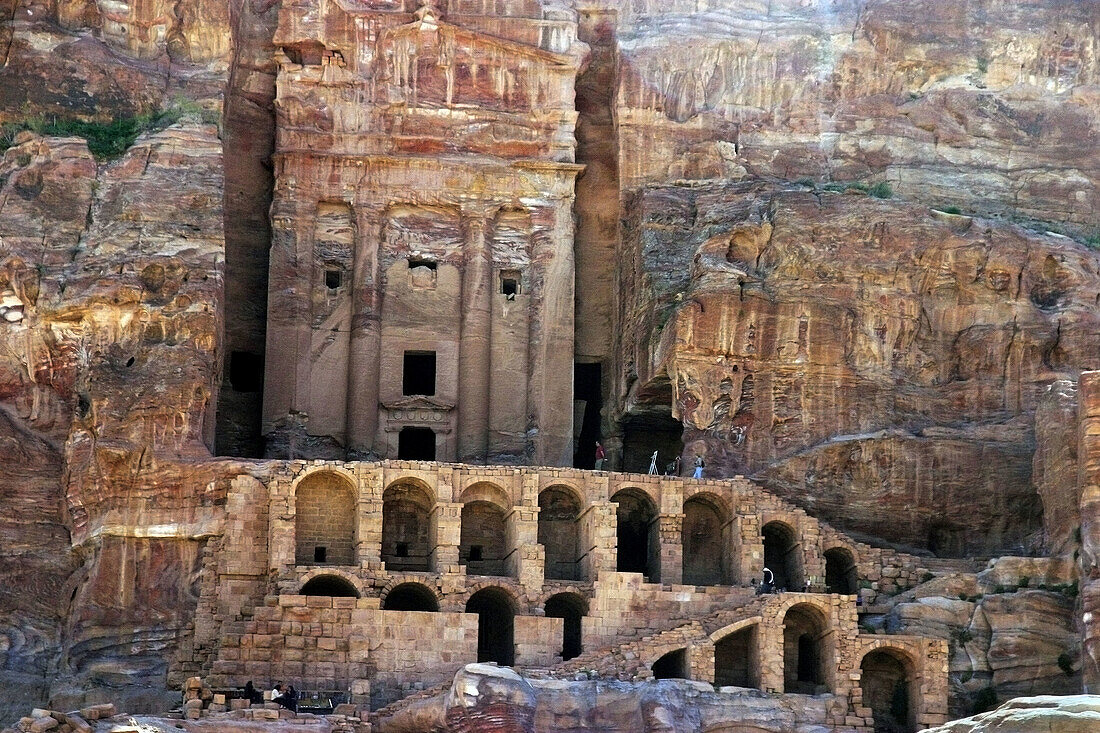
[{"x1": 382, "y1": 396, "x2": 455, "y2": 411}]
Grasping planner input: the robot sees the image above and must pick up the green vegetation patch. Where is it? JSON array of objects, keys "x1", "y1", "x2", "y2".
[{"x1": 1, "y1": 99, "x2": 219, "y2": 160}]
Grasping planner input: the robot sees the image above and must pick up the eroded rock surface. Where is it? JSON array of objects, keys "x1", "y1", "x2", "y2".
[
  {"x1": 0, "y1": 123, "x2": 233, "y2": 721},
  {"x1": 618, "y1": 181, "x2": 1100, "y2": 556},
  {"x1": 926, "y1": 695, "x2": 1100, "y2": 733}
]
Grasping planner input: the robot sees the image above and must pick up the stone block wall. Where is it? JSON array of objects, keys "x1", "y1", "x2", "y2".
[{"x1": 194, "y1": 459, "x2": 949, "y2": 715}]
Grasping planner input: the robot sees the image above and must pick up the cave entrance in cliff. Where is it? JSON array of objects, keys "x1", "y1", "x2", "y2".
[
  {"x1": 714, "y1": 624, "x2": 759, "y2": 689},
  {"x1": 381, "y1": 480, "x2": 433, "y2": 572},
  {"x1": 782, "y1": 604, "x2": 830, "y2": 694},
  {"x1": 382, "y1": 582, "x2": 439, "y2": 612},
  {"x1": 572, "y1": 362, "x2": 603, "y2": 468},
  {"x1": 544, "y1": 592, "x2": 587, "y2": 662},
  {"x1": 860, "y1": 649, "x2": 916, "y2": 733},
  {"x1": 824, "y1": 547, "x2": 859, "y2": 595},
  {"x1": 610, "y1": 488, "x2": 660, "y2": 581},
  {"x1": 459, "y1": 483, "x2": 509, "y2": 577},
  {"x1": 539, "y1": 486, "x2": 583, "y2": 581},
  {"x1": 299, "y1": 574, "x2": 359, "y2": 598},
  {"x1": 762, "y1": 521, "x2": 803, "y2": 591},
  {"x1": 620, "y1": 410, "x2": 684, "y2": 475},
  {"x1": 466, "y1": 587, "x2": 515, "y2": 666},
  {"x1": 651, "y1": 648, "x2": 690, "y2": 680},
  {"x1": 927, "y1": 522, "x2": 966, "y2": 557},
  {"x1": 682, "y1": 493, "x2": 732, "y2": 586}
]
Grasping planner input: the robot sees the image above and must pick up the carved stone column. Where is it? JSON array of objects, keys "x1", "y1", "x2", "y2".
[
  {"x1": 347, "y1": 204, "x2": 385, "y2": 457},
  {"x1": 458, "y1": 213, "x2": 491, "y2": 462}
]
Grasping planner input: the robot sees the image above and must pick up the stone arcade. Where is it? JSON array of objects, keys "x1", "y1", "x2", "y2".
[{"x1": 181, "y1": 460, "x2": 949, "y2": 731}]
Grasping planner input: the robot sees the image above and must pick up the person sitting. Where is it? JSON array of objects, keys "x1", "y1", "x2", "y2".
[
  {"x1": 277, "y1": 685, "x2": 299, "y2": 712},
  {"x1": 244, "y1": 680, "x2": 262, "y2": 705},
  {"x1": 269, "y1": 684, "x2": 284, "y2": 702}
]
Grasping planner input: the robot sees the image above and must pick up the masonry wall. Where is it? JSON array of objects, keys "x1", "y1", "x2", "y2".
[{"x1": 196, "y1": 460, "x2": 950, "y2": 719}]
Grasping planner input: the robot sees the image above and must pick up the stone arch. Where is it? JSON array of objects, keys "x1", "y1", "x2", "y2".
[
  {"x1": 860, "y1": 647, "x2": 917, "y2": 733},
  {"x1": 458, "y1": 480, "x2": 511, "y2": 509},
  {"x1": 651, "y1": 648, "x2": 690, "y2": 680},
  {"x1": 294, "y1": 469, "x2": 357, "y2": 565},
  {"x1": 544, "y1": 592, "x2": 588, "y2": 662},
  {"x1": 611, "y1": 487, "x2": 660, "y2": 581},
  {"x1": 683, "y1": 491, "x2": 731, "y2": 586},
  {"x1": 824, "y1": 546, "x2": 859, "y2": 595},
  {"x1": 382, "y1": 479, "x2": 435, "y2": 572},
  {"x1": 712, "y1": 619, "x2": 760, "y2": 689},
  {"x1": 539, "y1": 485, "x2": 584, "y2": 581},
  {"x1": 460, "y1": 500, "x2": 507, "y2": 576},
  {"x1": 382, "y1": 581, "x2": 440, "y2": 612},
  {"x1": 299, "y1": 574, "x2": 360, "y2": 598},
  {"x1": 782, "y1": 602, "x2": 831, "y2": 694},
  {"x1": 466, "y1": 586, "x2": 516, "y2": 666},
  {"x1": 762, "y1": 520, "x2": 803, "y2": 591}
]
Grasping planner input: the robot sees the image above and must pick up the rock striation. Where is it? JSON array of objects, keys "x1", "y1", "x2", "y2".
[{"x1": 0, "y1": 123, "x2": 231, "y2": 720}]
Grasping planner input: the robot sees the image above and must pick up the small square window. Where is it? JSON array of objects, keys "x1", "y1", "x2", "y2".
[
  {"x1": 500, "y1": 270, "x2": 521, "y2": 298},
  {"x1": 314, "y1": 546, "x2": 327, "y2": 563},
  {"x1": 325, "y1": 269, "x2": 342, "y2": 289},
  {"x1": 395, "y1": 542, "x2": 409, "y2": 558},
  {"x1": 468, "y1": 545, "x2": 483, "y2": 562}
]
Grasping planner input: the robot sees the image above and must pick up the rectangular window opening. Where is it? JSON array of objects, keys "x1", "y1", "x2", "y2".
[
  {"x1": 229, "y1": 351, "x2": 264, "y2": 393},
  {"x1": 408, "y1": 258, "x2": 437, "y2": 271},
  {"x1": 469, "y1": 545, "x2": 483, "y2": 562},
  {"x1": 395, "y1": 542, "x2": 409, "y2": 558},
  {"x1": 500, "y1": 270, "x2": 521, "y2": 298},
  {"x1": 314, "y1": 546, "x2": 327, "y2": 563},
  {"x1": 325, "y1": 269, "x2": 342, "y2": 289},
  {"x1": 403, "y1": 351, "x2": 437, "y2": 396},
  {"x1": 398, "y1": 426, "x2": 436, "y2": 461}
]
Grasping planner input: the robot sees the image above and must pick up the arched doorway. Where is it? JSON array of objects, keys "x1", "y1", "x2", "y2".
[
  {"x1": 466, "y1": 587, "x2": 515, "y2": 666},
  {"x1": 382, "y1": 582, "x2": 439, "y2": 612},
  {"x1": 651, "y1": 648, "x2": 689, "y2": 680},
  {"x1": 299, "y1": 574, "x2": 359, "y2": 598},
  {"x1": 860, "y1": 649, "x2": 915, "y2": 733},
  {"x1": 762, "y1": 521, "x2": 802, "y2": 591},
  {"x1": 714, "y1": 624, "x2": 759, "y2": 689},
  {"x1": 382, "y1": 481, "x2": 433, "y2": 572},
  {"x1": 295, "y1": 471, "x2": 357, "y2": 565},
  {"x1": 783, "y1": 604, "x2": 830, "y2": 694},
  {"x1": 460, "y1": 501, "x2": 507, "y2": 576},
  {"x1": 611, "y1": 488, "x2": 659, "y2": 580},
  {"x1": 682, "y1": 493, "x2": 730, "y2": 586},
  {"x1": 824, "y1": 547, "x2": 859, "y2": 595},
  {"x1": 544, "y1": 592, "x2": 587, "y2": 662},
  {"x1": 538, "y1": 486, "x2": 582, "y2": 581}
]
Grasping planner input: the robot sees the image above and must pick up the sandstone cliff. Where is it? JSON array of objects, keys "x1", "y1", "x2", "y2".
[{"x1": 0, "y1": 123, "x2": 235, "y2": 721}]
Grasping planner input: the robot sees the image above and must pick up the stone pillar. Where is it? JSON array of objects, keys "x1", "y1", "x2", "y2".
[
  {"x1": 357, "y1": 466, "x2": 384, "y2": 569},
  {"x1": 458, "y1": 213, "x2": 492, "y2": 462},
  {"x1": 431, "y1": 501, "x2": 462, "y2": 574},
  {"x1": 579, "y1": 501, "x2": 616, "y2": 581},
  {"x1": 506, "y1": 505, "x2": 544, "y2": 591},
  {"x1": 268, "y1": 475, "x2": 295, "y2": 570},
  {"x1": 658, "y1": 513, "x2": 684, "y2": 585},
  {"x1": 347, "y1": 205, "x2": 384, "y2": 457},
  {"x1": 739, "y1": 513, "x2": 763, "y2": 585},
  {"x1": 262, "y1": 192, "x2": 312, "y2": 437},
  {"x1": 528, "y1": 200, "x2": 576, "y2": 466}
]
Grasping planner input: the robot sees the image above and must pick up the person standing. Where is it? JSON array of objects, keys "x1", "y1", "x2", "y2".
[
  {"x1": 594, "y1": 441, "x2": 606, "y2": 470},
  {"x1": 692, "y1": 453, "x2": 705, "y2": 479}
]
